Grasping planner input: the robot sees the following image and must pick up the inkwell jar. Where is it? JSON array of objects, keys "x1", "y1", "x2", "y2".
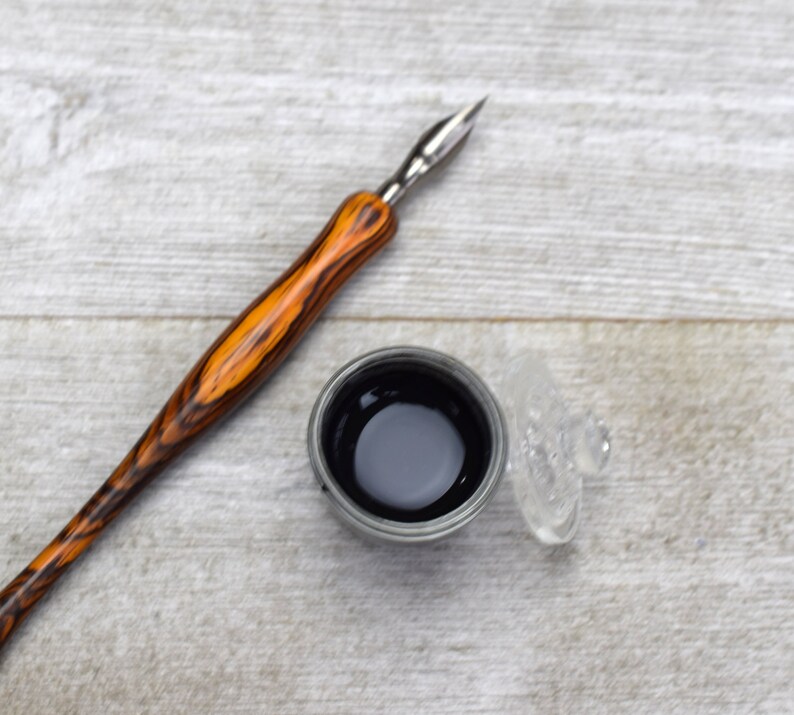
[{"x1": 307, "y1": 347, "x2": 610, "y2": 545}]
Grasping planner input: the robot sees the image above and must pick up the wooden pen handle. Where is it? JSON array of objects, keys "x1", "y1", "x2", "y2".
[{"x1": 0, "y1": 191, "x2": 397, "y2": 648}]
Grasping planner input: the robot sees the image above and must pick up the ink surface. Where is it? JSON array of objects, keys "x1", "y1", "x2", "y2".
[
  {"x1": 322, "y1": 366, "x2": 491, "y2": 522},
  {"x1": 354, "y1": 402, "x2": 465, "y2": 510}
]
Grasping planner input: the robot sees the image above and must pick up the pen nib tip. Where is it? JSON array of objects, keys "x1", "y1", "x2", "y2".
[
  {"x1": 460, "y1": 96, "x2": 488, "y2": 124},
  {"x1": 377, "y1": 97, "x2": 489, "y2": 205}
]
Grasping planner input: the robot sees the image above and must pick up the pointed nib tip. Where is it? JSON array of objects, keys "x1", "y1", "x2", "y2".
[
  {"x1": 462, "y1": 96, "x2": 488, "y2": 122},
  {"x1": 377, "y1": 98, "x2": 489, "y2": 205}
]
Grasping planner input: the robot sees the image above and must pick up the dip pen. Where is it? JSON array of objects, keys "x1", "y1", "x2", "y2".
[{"x1": 0, "y1": 99, "x2": 487, "y2": 650}]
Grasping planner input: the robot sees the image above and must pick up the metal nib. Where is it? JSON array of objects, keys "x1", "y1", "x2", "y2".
[{"x1": 378, "y1": 98, "x2": 487, "y2": 206}]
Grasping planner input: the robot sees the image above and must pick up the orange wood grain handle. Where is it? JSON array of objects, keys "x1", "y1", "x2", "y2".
[{"x1": 0, "y1": 191, "x2": 397, "y2": 649}]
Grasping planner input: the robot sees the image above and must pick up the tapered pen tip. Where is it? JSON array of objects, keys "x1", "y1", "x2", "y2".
[
  {"x1": 377, "y1": 97, "x2": 490, "y2": 205},
  {"x1": 459, "y1": 96, "x2": 488, "y2": 124}
]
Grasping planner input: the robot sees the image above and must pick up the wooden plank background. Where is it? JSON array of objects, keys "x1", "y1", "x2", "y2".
[{"x1": 0, "y1": 0, "x2": 792, "y2": 712}]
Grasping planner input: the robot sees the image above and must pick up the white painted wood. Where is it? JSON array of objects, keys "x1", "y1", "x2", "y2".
[
  {"x1": 1, "y1": 0, "x2": 793, "y2": 712},
  {"x1": 0, "y1": 0, "x2": 792, "y2": 320},
  {"x1": 0, "y1": 318, "x2": 792, "y2": 713}
]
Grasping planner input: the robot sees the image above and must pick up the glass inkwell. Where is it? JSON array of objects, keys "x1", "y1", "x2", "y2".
[{"x1": 307, "y1": 347, "x2": 610, "y2": 545}]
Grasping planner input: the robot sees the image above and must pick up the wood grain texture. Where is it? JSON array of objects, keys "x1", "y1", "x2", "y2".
[
  {"x1": 0, "y1": 0, "x2": 792, "y2": 321},
  {"x1": 0, "y1": 191, "x2": 395, "y2": 649},
  {"x1": 0, "y1": 318, "x2": 791, "y2": 713},
  {"x1": 0, "y1": 0, "x2": 793, "y2": 712}
]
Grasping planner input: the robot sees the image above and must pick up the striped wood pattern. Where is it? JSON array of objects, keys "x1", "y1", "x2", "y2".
[
  {"x1": 0, "y1": 192, "x2": 396, "y2": 649},
  {"x1": 0, "y1": 0, "x2": 792, "y2": 711}
]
